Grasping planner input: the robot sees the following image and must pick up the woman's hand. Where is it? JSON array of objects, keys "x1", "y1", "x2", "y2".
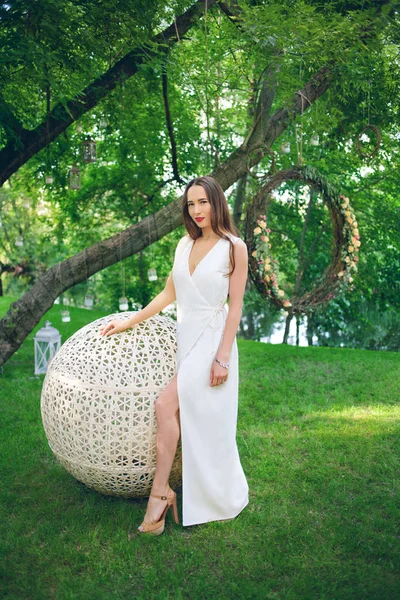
[
  {"x1": 210, "y1": 359, "x2": 228, "y2": 387},
  {"x1": 99, "y1": 319, "x2": 130, "y2": 337}
]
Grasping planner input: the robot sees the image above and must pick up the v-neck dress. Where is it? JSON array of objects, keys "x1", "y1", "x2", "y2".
[{"x1": 172, "y1": 233, "x2": 249, "y2": 526}]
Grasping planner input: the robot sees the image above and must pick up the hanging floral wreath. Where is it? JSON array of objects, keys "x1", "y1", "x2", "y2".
[{"x1": 245, "y1": 165, "x2": 361, "y2": 315}]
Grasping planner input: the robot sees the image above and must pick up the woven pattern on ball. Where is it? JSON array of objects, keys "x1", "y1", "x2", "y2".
[{"x1": 40, "y1": 312, "x2": 182, "y2": 497}]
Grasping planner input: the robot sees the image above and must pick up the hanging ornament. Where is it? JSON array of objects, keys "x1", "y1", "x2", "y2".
[
  {"x1": 310, "y1": 134, "x2": 319, "y2": 146},
  {"x1": 281, "y1": 142, "x2": 291, "y2": 154},
  {"x1": 148, "y1": 268, "x2": 158, "y2": 281},
  {"x1": 84, "y1": 294, "x2": 94, "y2": 308},
  {"x1": 82, "y1": 137, "x2": 97, "y2": 163},
  {"x1": 61, "y1": 310, "x2": 71, "y2": 323},
  {"x1": 99, "y1": 117, "x2": 108, "y2": 128},
  {"x1": 76, "y1": 123, "x2": 83, "y2": 133},
  {"x1": 15, "y1": 236, "x2": 24, "y2": 247},
  {"x1": 69, "y1": 164, "x2": 81, "y2": 190},
  {"x1": 119, "y1": 297, "x2": 129, "y2": 311},
  {"x1": 45, "y1": 174, "x2": 53, "y2": 184}
]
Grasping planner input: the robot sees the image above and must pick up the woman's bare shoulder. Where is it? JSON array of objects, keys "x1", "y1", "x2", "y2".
[{"x1": 224, "y1": 232, "x2": 244, "y2": 245}]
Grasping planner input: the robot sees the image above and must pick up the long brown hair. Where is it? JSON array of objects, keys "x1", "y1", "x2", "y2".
[{"x1": 182, "y1": 175, "x2": 241, "y2": 277}]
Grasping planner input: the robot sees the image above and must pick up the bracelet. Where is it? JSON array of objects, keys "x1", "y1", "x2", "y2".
[{"x1": 215, "y1": 357, "x2": 229, "y2": 369}]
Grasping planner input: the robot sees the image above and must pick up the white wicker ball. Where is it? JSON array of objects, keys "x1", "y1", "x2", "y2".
[{"x1": 40, "y1": 312, "x2": 182, "y2": 497}]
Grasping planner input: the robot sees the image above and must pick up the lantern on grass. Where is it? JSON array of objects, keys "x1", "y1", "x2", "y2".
[
  {"x1": 84, "y1": 294, "x2": 94, "y2": 308},
  {"x1": 34, "y1": 321, "x2": 61, "y2": 375},
  {"x1": 310, "y1": 134, "x2": 319, "y2": 146},
  {"x1": 82, "y1": 137, "x2": 96, "y2": 163},
  {"x1": 119, "y1": 296, "x2": 129, "y2": 311},
  {"x1": 61, "y1": 310, "x2": 71, "y2": 323},
  {"x1": 281, "y1": 142, "x2": 291, "y2": 154},
  {"x1": 69, "y1": 164, "x2": 81, "y2": 190},
  {"x1": 148, "y1": 268, "x2": 157, "y2": 282}
]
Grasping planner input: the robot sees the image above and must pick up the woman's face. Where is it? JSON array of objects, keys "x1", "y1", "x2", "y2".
[{"x1": 187, "y1": 185, "x2": 212, "y2": 229}]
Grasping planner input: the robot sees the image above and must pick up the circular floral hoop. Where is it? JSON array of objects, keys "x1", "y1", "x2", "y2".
[
  {"x1": 244, "y1": 165, "x2": 361, "y2": 315},
  {"x1": 355, "y1": 124, "x2": 381, "y2": 159}
]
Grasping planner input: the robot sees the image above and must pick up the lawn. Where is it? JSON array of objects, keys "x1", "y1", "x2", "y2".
[{"x1": 0, "y1": 297, "x2": 399, "y2": 600}]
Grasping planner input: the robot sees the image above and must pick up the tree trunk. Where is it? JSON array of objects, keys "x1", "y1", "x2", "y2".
[
  {"x1": 307, "y1": 313, "x2": 315, "y2": 346},
  {"x1": 296, "y1": 314, "x2": 300, "y2": 346},
  {"x1": 282, "y1": 313, "x2": 292, "y2": 344}
]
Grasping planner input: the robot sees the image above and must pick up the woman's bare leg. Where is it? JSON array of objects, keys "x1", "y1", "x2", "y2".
[{"x1": 138, "y1": 373, "x2": 180, "y2": 529}]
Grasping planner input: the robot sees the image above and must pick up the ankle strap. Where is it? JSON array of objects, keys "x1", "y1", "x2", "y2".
[{"x1": 150, "y1": 488, "x2": 174, "y2": 500}]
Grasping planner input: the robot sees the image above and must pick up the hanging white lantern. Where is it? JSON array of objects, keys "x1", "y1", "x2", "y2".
[
  {"x1": 69, "y1": 164, "x2": 81, "y2": 190},
  {"x1": 84, "y1": 294, "x2": 94, "y2": 308},
  {"x1": 119, "y1": 297, "x2": 129, "y2": 311},
  {"x1": 99, "y1": 117, "x2": 108, "y2": 128},
  {"x1": 15, "y1": 236, "x2": 24, "y2": 247},
  {"x1": 76, "y1": 123, "x2": 83, "y2": 133},
  {"x1": 310, "y1": 134, "x2": 319, "y2": 146},
  {"x1": 82, "y1": 137, "x2": 97, "y2": 163},
  {"x1": 54, "y1": 297, "x2": 60, "y2": 305},
  {"x1": 148, "y1": 268, "x2": 157, "y2": 281},
  {"x1": 34, "y1": 320, "x2": 61, "y2": 375},
  {"x1": 45, "y1": 175, "x2": 53, "y2": 184},
  {"x1": 61, "y1": 310, "x2": 71, "y2": 323},
  {"x1": 281, "y1": 142, "x2": 291, "y2": 154}
]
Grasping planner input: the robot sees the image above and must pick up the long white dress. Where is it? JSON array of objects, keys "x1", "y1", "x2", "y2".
[{"x1": 172, "y1": 232, "x2": 249, "y2": 526}]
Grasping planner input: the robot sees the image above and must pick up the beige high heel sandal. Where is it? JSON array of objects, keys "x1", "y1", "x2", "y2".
[{"x1": 138, "y1": 486, "x2": 179, "y2": 536}]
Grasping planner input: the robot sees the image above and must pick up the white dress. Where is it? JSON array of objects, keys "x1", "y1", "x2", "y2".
[{"x1": 172, "y1": 232, "x2": 249, "y2": 526}]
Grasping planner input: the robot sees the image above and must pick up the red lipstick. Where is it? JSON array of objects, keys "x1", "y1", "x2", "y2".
[{"x1": 195, "y1": 217, "x2": 204, "y2": 222}]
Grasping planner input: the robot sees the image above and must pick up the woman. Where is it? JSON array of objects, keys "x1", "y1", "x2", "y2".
[{"x1": 100, "y1": 176, "x2": 249, "y2": 535}]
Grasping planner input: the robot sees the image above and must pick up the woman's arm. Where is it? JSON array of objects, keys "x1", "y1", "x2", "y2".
[
  {"x1": 126, "y1": 270, "x2": 176, "y2": 328},
  {"x1": 216, "y1": 240, "x2": 248, "y2": 362}
]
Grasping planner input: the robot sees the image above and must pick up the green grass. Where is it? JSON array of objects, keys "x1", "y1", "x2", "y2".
[{"x1": 1, "y1": 296, "x2": 399, "y2": 600}]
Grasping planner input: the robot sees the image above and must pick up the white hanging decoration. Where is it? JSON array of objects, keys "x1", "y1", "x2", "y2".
[
  {"x1": 40, "y1": 313, "x2": 181, "y2": 497},
  {"x1": 61, "y1": 310, "x2": 71, "y2": 323},
  {"x1": 69, "y1": 164, "x2": 81, "y2": 190},
  {"x1": 76, "y1": 123, "x2": 83, "y2": 133},
  {"x1": 281, "y1": 142, "x2": 291, "y2": 154},
  {"x1": 119, "y1": 297, "x2": 129, "y2": 311},
  {"x1": 82, "y1": 137, "x2": 97, "y2": 163},
  {"x1": 34, "y1": 321, "x2": 61, "y2": 375},
  {"x1": 15, "y1": 236, "x2": 24, "y2": 247},
  {"x1": 45, "y1": 175, "x2": 53, "y2": 184},
  {"x1": 310, "y1": 134, "x2": 319, "y2": 146},
  {"x1": 99, "y1": 117, "x2": 108, "y2": 127},
  {"x1": 148, "y1": 268, "x2": 157, "y2": 281}
]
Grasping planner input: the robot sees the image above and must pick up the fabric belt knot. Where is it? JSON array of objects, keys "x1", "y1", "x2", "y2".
[{"x1": 206, "y1": 303, "x2": 227, "y2": 351}]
